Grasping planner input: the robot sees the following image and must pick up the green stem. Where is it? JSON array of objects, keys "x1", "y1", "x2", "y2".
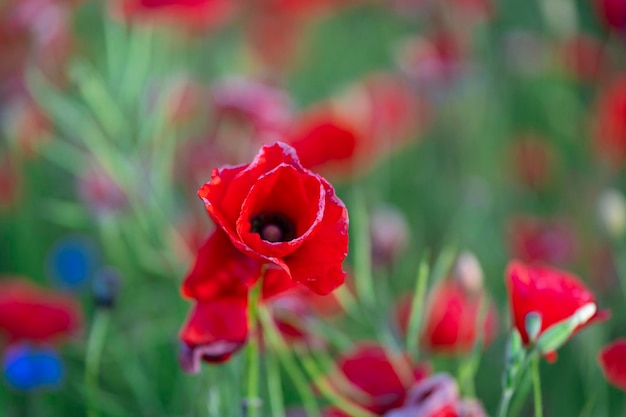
[
  {"x1": 497, "y1": 390, "x2": 513, "y2": 417},
  {"x1": 257, "y1": 307, "x2": 321, "y2": 417},
  {"x1": 245, "y1": 283, "x2": 262, "y2": 417},
  {"x1": 266, "y1": 353, "x2": 286, "y2": 417},
  {"x1": 297, "y1": 349, "x2": 377, "y2": 417},
  {"x1": 85, "y1": 310, "x2": 110, "y2": 417},
  {"x1": 531, "y1": 355, "x2": 543, "y2": 417}
]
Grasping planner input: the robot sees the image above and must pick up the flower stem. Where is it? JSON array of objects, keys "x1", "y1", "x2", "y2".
[
  {"x1": 85, "y1": 310, "x2": 110, "y2": 417},
  {"x1": 245, "y1": 283, "x2": 262, "y2": 417},
  {"x1": 531, "y1": 355, "x2": 543, "y2": 417},
  {"x1": 266, "y1": 352, "x2": 286, "y2": 417},
  {"x1": 497, "y1": 390, "x2": 514, "y2": 417},
  {"x1": 257, "y1": 307, "x2": 321, "y2": 417}
]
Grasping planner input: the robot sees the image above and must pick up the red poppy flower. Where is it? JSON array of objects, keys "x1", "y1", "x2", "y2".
[
  {"x1": 180, "y1": 142, "x2": 348, "y2": 369},
  {"x1": 197, "y1": 141, "x2": 349, "y2": 295},
  {"x1": 507, "y1": 216, "x2": 577, "y2": 266},
  {"x1": 396, "y1": 280, "x2": 498, "y2": 355},
  {"x1": 505, "y1": 261, "x2": 609, "y2": 359},
  {"x1": 0, "y1": 279, "x2": 82, "y2": 344},
  {"x1": 592, "y1": 75, "x2": 626, "y2": 167},
  {"x1": 598, "y1": 338, "x2": 626, "y2": 391},
  {"x1": 593, "y1": 0, "x2": 626, "y2": 32},
  {"x1": 558, "y1": 35, "x2": 606, "y2": 82},
  {"x1": 111, "y1": 0, "x2": 235, "y2": 32},
  {"x1": 324, "y1": 343, "x2": 430, "y2": 416}
]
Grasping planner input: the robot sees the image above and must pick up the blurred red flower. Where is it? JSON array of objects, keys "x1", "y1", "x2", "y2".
[
  {"x1": 287, "y1": 108, "x2": 361, "y2": 175},
  {"x1": 179, "y1": 142, "x2": 348, "y2": 368},
  {"x1": 0, "y1": 279, "x2": 82, "y2": 345},
  {"x1": 111, "y1": 0, "x2": 235, "y2": 32},
  {"x1": 396, "y1": 280, "x2": 498, "y2": 355},
  {"x1": 507, "y1": 216, "x2": 577, "y2": 266},
  {"x1": 287, "y1": 74, "x2": 425, "y2": 179},
  {"x1": 324, "y1": 343, "x2": 430, "y2": 416},
  {"x1": 598, "y1": 339, "x2": 626, "y2": 391},
  {"x1": 558, "y1": 35, "x2": 606, "y2": 82},
  {"x1": 593, "y1": 0, "x2": 626, "y2": 32},
  {"x1": 505, "y1": 261, "x2": 609, "y2": 360},
  {"x1": 592, "y1": 75, "x2": 626, "y2": 167},
  {"x1": 384, "y1": 373, "x2": 488, "y2": 417}
]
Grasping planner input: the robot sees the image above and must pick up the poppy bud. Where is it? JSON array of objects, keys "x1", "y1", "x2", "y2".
[
  {"x1": 597, "y1": 189, "x2": 626, "y2": 239},
  {"x1": 92, "y1": 267, "x2": 121, "y2": 309},
  {"x1": 453, "y1": 251, "x2": 483, "y2": 294},
  {"x1": 370, "y1": 205, "x2": 410, "y2": 268}
]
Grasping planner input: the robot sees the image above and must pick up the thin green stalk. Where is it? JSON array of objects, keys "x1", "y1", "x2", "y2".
[
  {"x1": 85, "y1": 310, "x2": 111, "y2": 417},
  {"x1": 352, "y1": 190, "x2": 376, "y2": 308},
  {"x1": 406, "y1": 253, "x2": 430, "y2": 360},
  {"x1": 245, "y1": 283, "x2": 262, "y2": 417},
  {"x1": 266, "y1": 353, "x2": 286, "y2": 417},
  {"x1": 296, "y1": 348, "x2": 377, "y2": 417},
  {"x1": 257, "y1": 307, "x2": 320, "y2": 417},
  {"x1": 531, "y1": 355, "x2": 543, "y2": 417},
  {"x1": 497, "y1": 390, "x2": 514, "y2": 417}
]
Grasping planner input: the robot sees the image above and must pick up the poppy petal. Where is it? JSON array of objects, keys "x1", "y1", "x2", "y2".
[
  {"x1": 181, "y1": 228, "x2": 263, "y2": 301},
  {"x1": 284, "y1": 186, "x2": 348, "y2": 295},
  {"x1": 598, "y1": 338, "x2": 626, "y2": 391},
  {"x1": 0, "y1": 279, "x2": 82, "y2": 344},
  {"x1": 505, "y1": 260, "x2": 606, "y2": 352},
  {"x1": 236, "y1": 164, "x2": 325, "y2": 258},
  {"x1": 179, "y1": 296, "x2": 248, "y2": 372}
]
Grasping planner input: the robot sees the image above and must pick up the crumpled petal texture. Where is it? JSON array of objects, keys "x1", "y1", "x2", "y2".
[
  {"x1": 197, "y1": 141, "x2": 348, "y2": 295},
  {"x1": 179, "y1": 142, "x2": 348, "y2": 367}
]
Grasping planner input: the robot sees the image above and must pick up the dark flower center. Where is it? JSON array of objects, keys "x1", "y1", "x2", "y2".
[{"x1": 250, "y1": 213, "x2": 296, "y2": 243}]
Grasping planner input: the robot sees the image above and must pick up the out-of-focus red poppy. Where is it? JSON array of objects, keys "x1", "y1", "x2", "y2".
[
  {"x1": 210, "y1": 77, "x2": 294, "y2": 145},
  {"x1": 505, "y1": 261, "x2": 609, "y2": 360},
  {"x1": 111, "y1": 0, "x2": 235, "y2": 32},
  {"x1": 396, "y1": 280, "x2": 498, "y2": 355},
  {"x1": 593, "y1": 0, "x2": 626, "y2": 32},
  {"x1": 598, "y1": 339, "x2": 626, "y2": 391},
  {"x1": 384, "y1": 373, "x2": 488, "y2": 417},
  {"x1": 558, "y1": 35, "x2": 606, "y2": 82},
  {"x1": 286, "y1": 107, "x2": 362, "y2": 176},
  {"x1": 508, "y1": 135, "x2": 556, "y2": 190},
  {"x1": 324, "y1": 343, "x2": 430, "y2": 416},
  {"x1": 335, "y1": 74, "x2": 426, "y2": 151},
  {"x1": 507, "y1": 216, "x2": 577, "y2": 266},
  {"x1": 0, "y1": 0, "x2": 76, "y2": 85},
  {"x1": 0, "y1": 279, "x2": 82, "y2": 345},
  {"x1": 592, "y1": 76, "x2": 626, "y2": 167},
  {"x1": 288, "y1": 74, "x2": 425, "y2": 179}
]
